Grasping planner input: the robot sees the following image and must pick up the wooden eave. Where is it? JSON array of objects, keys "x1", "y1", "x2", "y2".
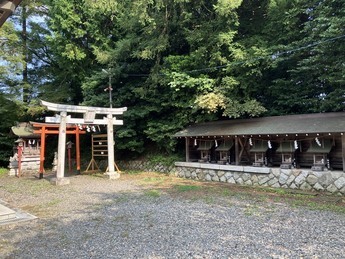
[{"x1": 0, "y1": 0, "x2": 22, "y2": 27}]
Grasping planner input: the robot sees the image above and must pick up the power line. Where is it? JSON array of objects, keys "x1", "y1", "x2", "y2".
[{"x1": 126, "y1": 34, "x2": 345, "y2": 77}]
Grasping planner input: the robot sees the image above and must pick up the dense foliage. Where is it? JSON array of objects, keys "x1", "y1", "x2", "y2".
[{"x1": 0, "y1": 0, "x2": 344, "y2": 163}]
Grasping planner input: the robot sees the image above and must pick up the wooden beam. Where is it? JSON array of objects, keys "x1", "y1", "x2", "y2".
[{"x1": 33, "y1": 129, "x2": 86, "y2": 135}]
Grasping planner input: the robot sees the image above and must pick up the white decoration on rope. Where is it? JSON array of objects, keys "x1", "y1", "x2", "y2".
[
  {"x1": 215, "y1": 140, "x2": 218, "y2": 147},
  {"x1": 268, "y1": 140, "x2": 272, "y2": 149},
  {"x1": 194, "y1": 139, "x2": 197, "y2": 146},
  {"x1": 294, "y1": 140, "x2": 298, "y2": 149},
  {"x1": 249, "y1": 138, "x2": 253, "y2": 146},
  {"x1": 315, "y1": 137, "x2": 321, "y2": 147}
]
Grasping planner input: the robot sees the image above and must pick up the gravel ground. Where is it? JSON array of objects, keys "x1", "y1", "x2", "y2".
[{"x1": 0, "y1": 172, "x2": 345, "y2": 258}]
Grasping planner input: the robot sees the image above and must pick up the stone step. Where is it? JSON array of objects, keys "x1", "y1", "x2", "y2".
[{"x1": 0, "y1": 204, "x2": 16, "y2": 221}]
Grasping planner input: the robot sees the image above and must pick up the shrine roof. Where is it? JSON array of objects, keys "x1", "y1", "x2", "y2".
[
  {"x1": 11, "y1": 123, "x2": 39, "y2": 138},
  {"x1": 174, "y1": 112, "x2": 345, "y2": 137}
]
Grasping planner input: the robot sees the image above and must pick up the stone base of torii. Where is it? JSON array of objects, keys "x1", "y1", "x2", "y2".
[{"x1": 40, "y1": 100, "x2": 127, "y2": 185}]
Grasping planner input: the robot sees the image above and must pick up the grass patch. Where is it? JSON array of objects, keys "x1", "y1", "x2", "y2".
[
  {"x1": 45, "y1": 198, "x2": 62, "y2": 207},
  {"x1": 144, "y1": 189, "x2": 161, "y2": 198},
  {"x1": 175, "y1": 184, "x2": 202, "y2": 192},
  {"x1": 142, "y1": 176, "x2": 166, "y2": 182},
  {"x1": 123, "y1": 170, "x2": 143, "y2": 175},
  {"x1": 0, "y1": 168, "x2": 8, "y2": 176}
]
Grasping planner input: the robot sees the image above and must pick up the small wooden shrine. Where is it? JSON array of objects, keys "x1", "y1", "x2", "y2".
[
  {"x1": 306, "y1": 138, "x2": 332, "y2": 171},
  {"x1": 9, "y1": 123, "x2": 41, "y2": 176},
  {"x1": 215, "y1": 139, "x2": 233, "y2": 164},
  {"x1": 196, "y1": 140, "x2": 213, "y2": 163},
  {"x1": 276, "y1": 141, "x2": 296, "y2": 169},
  {"x1": 249, "y1": 140, "x2": 269, "y2": 167},
  {"x1": 9, "y1": 122, "x2": 85, "y2": 177}
]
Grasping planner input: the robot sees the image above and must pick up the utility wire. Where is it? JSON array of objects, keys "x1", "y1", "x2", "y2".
[{"x1": 126, "y1": 34, "x2": 345, "y2": 77}]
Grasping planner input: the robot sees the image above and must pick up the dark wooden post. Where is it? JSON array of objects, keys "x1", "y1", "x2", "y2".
[
  {"x1": 235, "y1": 136, "x2": 239, "y2": 165},
  {"x1": 185, "y1": 137, "x2": 190, "y2": 162},
  {"x1": 341, "y1": 135, "x2": 345, "y2": 172}
]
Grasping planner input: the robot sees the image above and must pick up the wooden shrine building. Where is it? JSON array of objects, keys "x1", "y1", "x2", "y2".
[
  {"x1": 174, "y1": 112, "x2": 345, "y2": 172},
  {"x1": 10, "y1": 122, "x2": 85, "y2": 177}
]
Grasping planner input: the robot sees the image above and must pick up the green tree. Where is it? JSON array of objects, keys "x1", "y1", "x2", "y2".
[{"x1": 262, "y1": 0, "x2": 345, "y2": 114}]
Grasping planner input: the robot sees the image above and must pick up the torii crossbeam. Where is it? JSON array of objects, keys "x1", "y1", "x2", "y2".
[{"x1": 41, "y1": 100, "x2": 127, "y2": 185}]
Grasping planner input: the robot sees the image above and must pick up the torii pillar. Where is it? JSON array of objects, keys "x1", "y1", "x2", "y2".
[
  {"x1": 41, "y1": 100, "x2": 127, "y2": 185},
  {"x1": 55, "y1": 111, "x2": 69, "y2": 185}
]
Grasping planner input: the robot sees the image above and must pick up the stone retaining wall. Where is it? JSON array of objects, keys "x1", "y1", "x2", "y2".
[
  {"x1": 117, "y1": 160, "x2": 175, "y2": 174},
  {"x1": 8, "y1": 156, "x2": 40, "y2": 176},
  {"x1": 119, "y1": 160, "x2": 345, "y2": 195}
]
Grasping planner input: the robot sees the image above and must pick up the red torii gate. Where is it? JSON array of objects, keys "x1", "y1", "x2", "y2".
[{"x1": 32, "y1": 122, "x2": 86, "y2": 179}]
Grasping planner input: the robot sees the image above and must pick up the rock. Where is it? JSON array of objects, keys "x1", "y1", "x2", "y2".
[
  {"x1": 242, "y1": 173, "x2": 251, "y2": 182},
  {"x1": 233, "y1": 172, "x2": 240, "y2": 180},
  {"x1": 313, "y1": 182, "x2": 324, "y2": 191},
  {"x1": 326, "y1": 184, "x2": 338, "y2": 194},
  {"x1": 334, "y1": 177, "x2": 345, "y2": 190},
  {"x1": 224, "y1": 172, "x2": 232, "y2": 180},
  {"x1": 208, "y1": 170, "x2": 216, "y2": 177},
  {"x1": 286, "y1": 175, "x2": 295, "y2": 186},
  {"x1": 227, "y1": 177, "x2": 236, "y2": 184},
  {"x1": 290, "y1": 183, "x2": 297, "y2": 189},
  {"x1": 279, "y1": 173, "x2": 289, "y2": 185},
  {"x1": 211, "y1": 175, "x2": 219, "y2": 182},
  {"x1": 272, "y1": 182, "x2": 280, "y2": 188},
  {"x1": 185, "y1": 171, "x2": 191, "y2": 178},
  {"x1": 258, "y1": 176, "x2": 269, "y2": 185},
  {"x1": 295, "y1": 171, "x2": 308, "y2": 186},
  {"x1": 268, "y1": 178, "x2": 278, "y2": 186},
  {"x1": 251, "y1": 175, "x2": 258, "y2": 184},
  {"x1": 236, "y1": 178, "x2": 244, "y2": 185},
  {"x1": 244, "y1": 179, "x2": 252, "y2": 186},
  {"x1": 219, "y1": 175, "x2": 226, "y2": 182},
  {"x1": 340, "y1": 186, "x2": 345, "y2": 194},
  {"x1": 319, "y1": 173, "x2": 333, "y2": 188},
  {"x1": 306, "y1": 175, "x2": 318, "y2": 186},
  {"x1": 217, "y1": 171, "x2": 225, "y2": 177},
  {"x1": 300, "y1": 182, "x2": 312, "y2": 190},
  {"x1": 205, "y1": 174, "x2": 211, "y2": 181}
]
